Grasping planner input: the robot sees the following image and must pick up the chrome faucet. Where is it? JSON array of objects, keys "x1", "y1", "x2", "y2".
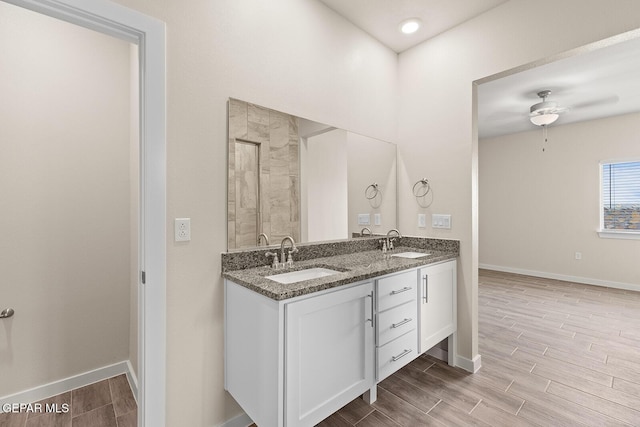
[
  {"x1": 257, "y1": 233, "x2": 269, "y2": 246},
  {"x1": 280, "y1": 236, "x2": 298, "y2": 267},
  {"x1": 265, "y1": 251, "x2": 280, "y2": 269},
  {"x1": 360, "y1": 227, "x2": 372, "y2": 237},
  {"x1": 386, "y1": 229, "x2": 402, "y2": 250}
]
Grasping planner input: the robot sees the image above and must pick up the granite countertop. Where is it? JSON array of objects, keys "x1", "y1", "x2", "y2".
[{"x1": 222, "y1": 246, "x2": 457, "y2": 301}]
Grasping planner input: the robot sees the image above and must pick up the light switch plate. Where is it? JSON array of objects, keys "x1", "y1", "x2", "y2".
[
  {"x1": 358, "y1": 213, "x2": 370, "y2": 225},
  {"x1": 432, "y1": 214, "x2": 451, "y2": 229}
]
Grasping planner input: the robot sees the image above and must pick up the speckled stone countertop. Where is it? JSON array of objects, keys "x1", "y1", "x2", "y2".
[{"x1": 222, "y1": 238, "x2": 458, "y2": 301}]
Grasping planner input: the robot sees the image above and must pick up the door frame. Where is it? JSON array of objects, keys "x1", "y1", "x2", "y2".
[{"x1": 2, "y1": 0, "x2": 167, "y2": 425}]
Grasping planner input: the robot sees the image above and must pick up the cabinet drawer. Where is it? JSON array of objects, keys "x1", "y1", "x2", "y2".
[
  {"x1": 377, "y1": 270, "x2": 417, "y2": 312},
  {"x1": 377, "y1": 300, "x2": 417, "y2": 346},
  {"x1": 377, "y1": 329, "x2": 418, "y2": 381}
]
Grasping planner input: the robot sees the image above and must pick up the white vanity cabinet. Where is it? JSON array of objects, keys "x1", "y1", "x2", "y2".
[
  {"x1": 285, "y1": 281, "x2": 375, "y2": 426},
  {"x1": 224, "y1": 257, "x2": 458, "y2": 427},
  {"x1": 418, "y1": 260, "x2": 457, "y2": 362},
  {"x1": 375, "y1": 270, "x2": 419, "y2": 381},
  {"x1": 224, "y1": 279, "x2": 375, "y2": 427}
]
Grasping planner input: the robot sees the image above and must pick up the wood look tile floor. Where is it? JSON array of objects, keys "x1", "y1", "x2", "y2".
[
  {"x1": 0, "y1": 374, "x2": 136, "y2": 427},
  {"x1": 312, "y1": 270, "x2": 640, "y2": 427}
]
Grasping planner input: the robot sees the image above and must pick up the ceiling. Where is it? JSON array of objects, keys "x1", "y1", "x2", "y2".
[
  {"x1": 318, "y1": 0, "x2": 508, "y2": 53},
  {"x1": 478, "y1": 35, "x2": 640, "y2": 139},
  {"x1": 318, "y1": 1, "x2": 640, "y2": 139}
]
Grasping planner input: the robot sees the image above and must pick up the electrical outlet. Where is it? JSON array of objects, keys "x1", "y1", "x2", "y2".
[
  {"x1": 374, "y1": 213, "x2": 381, "y2": 226},
  {"x1": 575, "y1": 252, "x2": 582, "y2": 260},
  {"x1": 175, "y1": 218, "x2": 191, "y2": 242}
]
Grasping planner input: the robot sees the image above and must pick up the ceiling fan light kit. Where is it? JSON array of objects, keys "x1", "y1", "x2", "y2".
[
  {"x1": 529, "y1": 90, "x2": 564, "y2": 126},
  {"x1": 530, "y1": 112, "x2": 559, "y2": 126}
]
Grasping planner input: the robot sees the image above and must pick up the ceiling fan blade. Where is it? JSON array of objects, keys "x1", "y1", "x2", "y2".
[
  {"x1": 486, "y1": 111, "x2": 527, "y2": 121},
  {"x1": 570, "y1": 95, "x2": 619, "y2": 110}
]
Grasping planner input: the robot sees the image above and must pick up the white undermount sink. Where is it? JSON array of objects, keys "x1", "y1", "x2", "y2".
[
  {"x1": 266, "y1": 267, "x2": 341, "y2": 284},
  {"x1": 391, "y1": 251, "x2": 430, "y2": 259}
]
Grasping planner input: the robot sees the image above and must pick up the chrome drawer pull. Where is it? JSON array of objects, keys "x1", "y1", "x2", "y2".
[
  {"x1": 365, "y1": 291, "x2": 375, "y2": 328},
  {"x1": 391, "y1": 318, "x2": 412, "y2": 328},
  {"x1": 390, "y1": 286, "x2": 412, "y2": 295},
  {"x1": 423, "y1": 275, "x2": 429, "y2": 303},
  {"x1": 392, "y1": 349, "x2": 412, "y2": 362}
]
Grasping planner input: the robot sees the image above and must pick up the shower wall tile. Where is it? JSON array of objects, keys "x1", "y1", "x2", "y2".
[
  {"x1": 269, "y1": 110, "x2": 289, "y2": 147},
  {"x1": 228, "y1": 99, "x2": 300, "y2": 249},
  {"x1": 247, "y1": 103, "x2": 269, "y2": 143},
  {"x1": 290, "y1": 176, "x2": 299, "y2": 222},
  {"x1": 229, "y1": 98, "x2": 248, "y2": 139},
  {"x1": 289, "y1": 140, "x2": 299, "y2": 174},
  {"x1": 228, "y1": 219, "x2": 236, "y2": 249}
]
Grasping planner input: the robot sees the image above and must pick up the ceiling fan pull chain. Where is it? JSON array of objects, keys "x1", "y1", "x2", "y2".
[{"x1": 542, "y1": 125, "x2": 548, "y2": 152}]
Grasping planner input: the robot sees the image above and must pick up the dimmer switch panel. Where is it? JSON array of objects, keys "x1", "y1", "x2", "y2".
[
  {"x1": 432, "y1": 214, "x2": 451, "y2": 229},
  {"x1": 358, "y1": 214, "x2": 371, "y2": 225}
]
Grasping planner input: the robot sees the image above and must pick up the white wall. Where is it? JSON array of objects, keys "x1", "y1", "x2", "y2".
[
  {"x1": 110, "y1": 0, "x2": 398, "y2": 425},
  {"x1": 397, "y1": 0, "x2": 640, "y2": 363},
  {"x1": 347, "y1": 133, "x2": 397, "y2": 236},
  {"x1": 303, "y1": 129, "x2": 349, "y2": 242},
  {"x1": 0, "y1": 2, "x2": 133, "y2": 395},
  {"x1": 479, "y1": 113, "x2": 640, "y2": 288}
]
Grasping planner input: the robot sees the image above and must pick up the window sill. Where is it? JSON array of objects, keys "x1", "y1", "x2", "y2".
[{"x1": 597, "y1": 230, "x2": 640, "y2": 240}]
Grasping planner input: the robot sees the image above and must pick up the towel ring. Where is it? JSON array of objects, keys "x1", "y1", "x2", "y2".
[
  {"x1": 412, "y1": 178, "x2": 431, "y2": 198},
  {"x1": 365, "y1": 183, "x2": 380, "y2": 200}
]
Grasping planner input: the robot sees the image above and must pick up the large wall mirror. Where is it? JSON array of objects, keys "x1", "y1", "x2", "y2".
[{"x1": 227, "y1": 98, "x2": 397, "y2": 250}]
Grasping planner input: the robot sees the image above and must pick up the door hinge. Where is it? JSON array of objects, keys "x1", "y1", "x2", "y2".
[{"x1": 141, "y1": 271, "x2": 146, "y2": 284}]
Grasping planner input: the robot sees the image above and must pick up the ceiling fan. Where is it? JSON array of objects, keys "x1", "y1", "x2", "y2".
[{"x1": 529, "y1": 90, "x2": 567, "y2": 126}]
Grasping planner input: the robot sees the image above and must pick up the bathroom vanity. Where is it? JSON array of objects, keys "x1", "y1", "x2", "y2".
[{"x1": 223, "y1": 238, "x2": 458, "y2": 427}]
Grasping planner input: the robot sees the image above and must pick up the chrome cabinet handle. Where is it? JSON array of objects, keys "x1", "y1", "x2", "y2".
[
  {"x1": 390, "y1": 286, "x2": 412, "y2": 295},
  {"x1": 0, "y1": 308, "x2": 15, "y2": 319},
  {"x1": 423, "y1": 275, "x2": 429, "y2": 303},
  {"x1": 391, "y1": 318, "x2": 412, "y2": 328},
  {"x1": 392, "y1": 349, "x2": 412, "y2": 362},
  {"x1": 365, "y1": 291, "x2": 375, "y2": 328}
]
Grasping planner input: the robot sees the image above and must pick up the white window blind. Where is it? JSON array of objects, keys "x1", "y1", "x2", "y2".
[{"x1": 601, "y1": 161, "x2": 640, "y2": 231}]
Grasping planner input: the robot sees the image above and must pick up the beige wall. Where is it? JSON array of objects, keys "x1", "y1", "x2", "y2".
[
  {"x1": 29, "y1": 0, "x2": 638, "y2": 424},
  {"x1": 347, "y1": 133, "x2": 397, "y2": 236},
  {"x1": 303, "y1": 129, "x2": 349, "y2": 242},
  {"x1": 397, "y1": 0, "x2": 640, "y2": 363},
  {"x1": 109, "y1": 0, "x2": 398, "y2": 425},
  {"x1": 0, "y1": 2, "x2": 134, "y2": 395},
  {"x1": 479, "y1": 113, "x2": 640, "y2": 288}
]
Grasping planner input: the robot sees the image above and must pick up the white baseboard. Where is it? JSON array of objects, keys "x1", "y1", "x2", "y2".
[
  {"x1": 125, "y1": 360, "x2": 138, "y2": 403},
  {"x1": 0, "y1": 360, "x2": 134, "y2": 410},
  {"x1": 217, "y1": 411, "x2": 253, "y2": 427},
  {"x1": 456, "y1": 354, "x2": 482, "y2": 373},
  {"x1": 479, "y1": 264, "x2": 640, "y2": 293}
]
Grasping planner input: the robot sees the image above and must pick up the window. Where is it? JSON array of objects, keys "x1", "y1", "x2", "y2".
[{"x1": 601, "y1": 160, "x2": 640, "y2": 234}]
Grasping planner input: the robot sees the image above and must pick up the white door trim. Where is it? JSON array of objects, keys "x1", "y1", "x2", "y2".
[{"x1": 2, "y1": 1, "x2": 167, "y2": 426}]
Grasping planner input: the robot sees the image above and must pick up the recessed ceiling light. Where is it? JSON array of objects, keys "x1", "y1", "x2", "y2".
[{"x1": 399, "y1": 18, "x2": 421, "y2": 34}]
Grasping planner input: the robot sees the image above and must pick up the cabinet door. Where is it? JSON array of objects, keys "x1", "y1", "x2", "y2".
[
  {"x1": 419, "y1": 261, "x2": 457, "y2": 354},
  {"x1": 286, "y1": 282, "x2": 375, "y2": 427}
]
